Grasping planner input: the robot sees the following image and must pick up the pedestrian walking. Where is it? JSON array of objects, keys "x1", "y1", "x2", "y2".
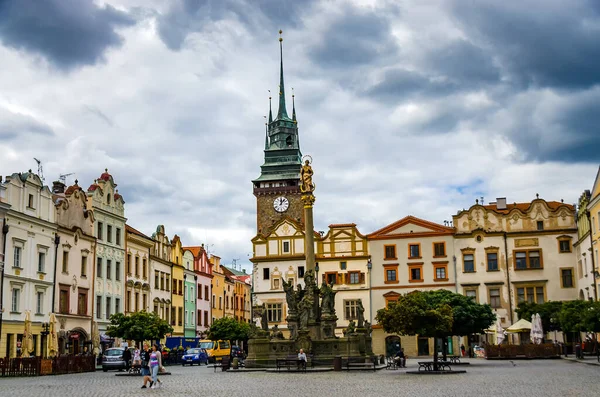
[
  {"x1": 460, "y1": 344, "x2": 466, "y2": 357},
  {"x1": 149, "y1": 344, "x2": 163, "y2": 389},
  {"x1": 140, "y1": 344, "x2": 152, "y2": 389}
]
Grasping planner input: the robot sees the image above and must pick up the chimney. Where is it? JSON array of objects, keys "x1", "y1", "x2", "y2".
[
  {"x1": 496, "y1": 197, "x2": 507, "y2": 210},
  {"x1": 52, "y1": 180, "x2": 65, "y2": 194}
]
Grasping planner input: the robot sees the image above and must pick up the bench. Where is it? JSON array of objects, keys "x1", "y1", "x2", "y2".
[
  {"x1": 276, "y1": 355, "x2": 306, "y2": 372},
  {"x1": 213, "y1": 356, "x2": 231, "y2": 372},
  {"x1": 417, "y1": 361, "x2": 452, "y2": 372},
  {"x1": 345, "y1": 356, "x2": 376, "y2": 371},
  {"x1": 447, "y1": 355, "x2": 461, "y2": 364}
]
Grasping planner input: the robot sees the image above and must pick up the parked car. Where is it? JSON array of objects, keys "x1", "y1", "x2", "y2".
[
  {"x1": 230, "y1": 346, "x2": 245, "y2": 359},
  {"x1": 181, "y1": 348, "x2": 209, "y2": 366},
  {"x1": 199, "y1": 340, "x2": 231, "y2": 363},
  {"x1": 102, "y1": 347, "x2": 132, "y2": 372}
]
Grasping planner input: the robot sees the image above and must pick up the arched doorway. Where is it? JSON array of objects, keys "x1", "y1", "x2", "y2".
[
  {"x1": 68, "y1": 328, "x2": 89, "y2": 355},
  {"x1": 385, "y1": 336, "x2": 401, "y2": 357}
]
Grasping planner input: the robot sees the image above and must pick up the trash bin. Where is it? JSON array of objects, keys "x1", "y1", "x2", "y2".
[
  {"x1": 333, "y1": 356, "x2": 342, "y2": 371},
  {"x1": 575, "y1": 344, "x2": 582, "y2": 359}
]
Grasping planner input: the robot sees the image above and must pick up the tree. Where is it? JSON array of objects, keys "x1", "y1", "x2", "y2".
[
  {"x1": 559, "y1": 300, "x2": 591, "y2": 343},
  {"x1": 516, "y1": 300, "x2": 563, "y2": 332},
  {"x1": 376, "y1": 290, "x2": 494, "y2": 369},
  {"x1": 106, "y1": 311, "x2": 173, "y2": 346},
  {"x1": 208, "y1": 317, "x2": 250, "y2": 344}
]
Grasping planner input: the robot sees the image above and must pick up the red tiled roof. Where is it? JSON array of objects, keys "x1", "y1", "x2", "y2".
[
  {"x1": 99, "y1": 168, "x2": 112, "y2": 181},
  {"x1": 126, "y1": 224, "x2": 152, "y2": 240},
  {"x1": 183, "y1": 246, "x2": 206, "y2": 258},
  {"x1": 483, "y1": 200, "x2": 574, "y2": 214}
]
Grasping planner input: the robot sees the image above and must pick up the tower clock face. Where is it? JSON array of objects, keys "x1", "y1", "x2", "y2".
[{"x1": 273, "y1": 196, "x2": 290, "y2": 213}]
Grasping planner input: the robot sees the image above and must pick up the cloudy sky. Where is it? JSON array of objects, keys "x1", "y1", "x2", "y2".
[{"x1": 1, "y1": 0, "x2": 599, "y2": 270}]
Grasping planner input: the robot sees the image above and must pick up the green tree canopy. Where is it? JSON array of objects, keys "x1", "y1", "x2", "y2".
[
  {"x1": 106, "y1": 311, "x2": 173, "y2": 344},
  {"x1": 516, "y1": 300, "x2": 563, "y2": 331},
  {"x1": 558, "y1": 300, "x2": 591, "y2": 333},
  {"x1": 208, "y1": 317, "x2": 250, "y2": 342},
  {"x1": 583, "y1": 300, "x2": 600, "y2": 333}
]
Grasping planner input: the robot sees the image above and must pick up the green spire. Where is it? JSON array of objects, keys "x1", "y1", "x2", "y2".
[
  {"x1": 277, "y1": 30, "x2": 289, "y2": 120},
  {"x1": 268, "y1": 94, "x2": 273, "y2": 124},
  {"x1": 292, "y1": 89, "x2": 296, "y2": 122},
  {"x1": 264, "y1": 116, "x2": 269, "y2": 149}
]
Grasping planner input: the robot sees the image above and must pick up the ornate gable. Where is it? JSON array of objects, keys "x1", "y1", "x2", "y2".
[{"x1": 367, "y1": 216, "x2": 454, "y2": 240}]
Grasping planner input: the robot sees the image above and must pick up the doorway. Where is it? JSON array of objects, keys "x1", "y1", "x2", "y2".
[
  {"x1": 418, "y1": 337, "x2": 429, "y2": 356},
  {"x1": 385, "y1": 336, "x2": 401, "y2": 357}
]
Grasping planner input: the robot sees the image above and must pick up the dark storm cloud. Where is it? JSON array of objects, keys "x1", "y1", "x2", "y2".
[
  {"x1": 307, "y1": 7, "x2": 398, "y2": 68},
  {"x1": 366, "y1": 68, "x2": 455, "y2": 100},
  {"x1": 0, "y1": 109, "x2": 54, "y2": 140},
  {"x1": 449, "y1": 0, "x2": 600, "y2": 89},
  {"x1": 0, "y1": 0, "x2": 135, "y2": 70},
  {"x1": 157, "y1": 0, "x2": 315, "y2": 50}
]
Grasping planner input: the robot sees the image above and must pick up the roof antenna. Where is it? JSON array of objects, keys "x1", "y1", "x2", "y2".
[{"x1": 33, "y1": 158, "x2": 45, "y2": 185}]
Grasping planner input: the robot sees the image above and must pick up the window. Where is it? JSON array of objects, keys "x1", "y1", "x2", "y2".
[
  {"x1": 142, "y1": 259, "x2": 147, "y2": 279},
  {"x1": 96, "y1": 296, "x2": 102, "y2": 319},
  {"x1": 434, "y1": 264, "x2": 448, "y2": 281},
  {"x1": 204, "y1": 311, "x2": 209, "y2": 327},
  {"x1": 219, "y1": 296, "x2": 222, "y2": 310},
  {"x1": 178, "y1": 280, "x2": 183, "y2": 295},
  {"x1": 126, "y1": 291, "x2": 131, "y2": 312},
  {"x1": 36, "y1": 291, "x2": 43, "y2": 314},
  {"x1": 385, "y1": 296, "x2": 399, "y2": 308},
  {"x1": 298, "y1": 266, "x2": 305, "y2": 278},
  {"x1": 78, "y1": 289, "x2": 88, "y2": 315},
  {"x1": 106, "y1": 297, "x2": 112, "y2": 319},
  {"x1": 96, "y1": 257, "x2": 102, "y2": 278},
  {"x1": 14, "y1": 246, "x2": 22, "y2": 268},
  {"x1": 170, "y1": 308, "x2": 176, "y2": 325},
  {"x1": 106, "y1": 259, "x2": 112, "y2": 280},
  {"x1": 344, "y1": 300, "x2": 359, "y2": 320},
  {"x1": 178, "y1": 307, "x2": 183, "y2": 326},
  {"x1": 326, "y1": 272, "x2": 337, "y2": 285},
  {"x1": 433, "y1": 242, "x2": 446, "y2": 257},
  {"x1": 212, "y1": 295, "x2": 216, "y2": 309},
  {"x1": 154, "y1": 304, "x2": 159, "y2": 314},
  {"x1": 489, "y1": 288, "x2": 501, "y2": 308},
  {"x1": 116, "y1": 228, "x2": 121, "y2": 246},
  {"x1": 184, "y1": 286, "x2": 188, "y2": 301},
  {"x1": 198, "y1": 285, "x2": 202, "y2": 299},
  {"x1": 465, "y1": 289, "x2": 478, "y2": 302},
  {"x1": 384, "y1": 264, "x2": 398, "y2": 284},
  {"x1": 155, "y1": 271, "x2": 159, "y2": 289},
  {"x1": 107, "y1": 194, "x2": 111, "y2": 204},
  {"x1": 127, "y1": 254, "x2": 132, "y2": 275},
  {"x1": 38, "y1": 252, "x2": 46, "y2": 273},
  {"x1": 81, "y1": 256, "x2": 87, "y2": 277},
  {"x1": 161, "y1": 274, "x2": 165, "y2": 290},
  {"x1": 115, "y1": 298, "x2": 120, "y2": 313},
  {"x1": 97, "y1": 222, "x2": 103, "y2": 240},
  {"x1": 117, "y1": 261, "x2": 123, "y2": 281},
  {"x1": 107, "y1": 225, "x2": 112, "y2": 243},
  {"x1": 273, "y1": 278, "x2": 280, "y2": 289},
  {"x1": 463, "y1": 254, "x2": 475, "y2": 273},
  {"x1": 514, "y1": 250, "x2": 542, "y2": 270},
  {"x1": 283, "y1": 241, "x2": 290, "y2": 253},
  {"x1": 561, "y1": 268, "x2": 574, "y2": 288},
  {"x1": 384, "y1": 245, "x2": 396, "y2": 260},
  {"x1": 408, "y1": 244, "x2": 421, "y2": 258},
  {"x1": 487, "y1": 253, "x2": 498, "y2": 271},
  {"x1": 135, "y1": 256, "x2": 140, "y2": 277},
  {"x1": 408, "y1": 264, "x2": 423, "y2": 282},
  {"x1": 166, "y1": 275, "x2": 170, "y2": 291},
  {"x1": 348, "y1": 272, "x2": 360, "y2": 284},
  {"x1": 263, "y1": 268, "x2": 270, "y2": 280},
  {"x1": 62, "y1": 251, "x2": 69, "y2": 273},
  {"x1": 517, "y1": 286, "x2": 545, "y2": 303},
  {"x1": 28, "y1": 194, "x2": 34, "y2": 208},
  {"x1": 340, "y1": 261, "x2": 347, "y2": 270},
  {"x1": 536, "y1": 221, "x2": 544, "y2": 231},
  {"x1": 558, "y1": 239, "x2": 571, "y2": 253},
  {"x1": 59, "y1": 285, "x2": 69, "y2": 314},
  {"x1": 267, "y1": 303, "x2": 283, "y2": 323},
  {"x1": 135, "y1": 292, "x2": 140, "y2": 312},
  {"x1": 11, "y1": 288, "x2": 20, "y2": 312}
]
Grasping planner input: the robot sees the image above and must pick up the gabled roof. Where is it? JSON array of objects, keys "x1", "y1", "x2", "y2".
[
  {"x1": 591, "y1": 165, "x2": 600, "y2": 201},
  {"x1": 183, "y1": 246, "x2": 209, "y2": 259},
  {"x1": 126, "y1": 224, "x2": 153, "y2": 241},
  {"x1": 482, "y1": 200, "x2": 574, "y2": 215},
  {"x1": 367, "y1": 215, "x2": 454, "y2": 239}
]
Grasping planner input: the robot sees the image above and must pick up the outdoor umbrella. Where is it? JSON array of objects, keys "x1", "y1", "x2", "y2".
[
  {"x1": 506, "y1": 318, "x2": 532, "y2": 333},
  {"x1": 23, "y1": 310, "x2": 34, "y2": 356},
  {"x1": 531, "y1": 313, "x2": 544, "y2": 344},
  {"x1": 495, "y1": 318, "x2": 505, "y2": 345},
  {"x1": 91, "y1": 321, "x2": 100, "y2": 355},
  {"x1": 48, "y1": 313, "x2": 59, "y2": 357}
]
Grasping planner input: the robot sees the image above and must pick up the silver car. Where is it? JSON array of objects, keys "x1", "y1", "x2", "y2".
[{"x1": 102, "y1": 347, "x2": 130, "y2": 372}]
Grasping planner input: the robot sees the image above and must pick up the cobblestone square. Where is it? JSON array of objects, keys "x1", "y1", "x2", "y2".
[{"x1": 0, "y1": 359, "x2": 599, "y2": 397}]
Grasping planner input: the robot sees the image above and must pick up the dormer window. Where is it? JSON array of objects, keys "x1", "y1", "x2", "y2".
[
  {"x1": 107, "y1": 194, "x2": 111, "y2": 204},
  {"x1": 28, "y1": 194, "x2": 34, "y2": 208}
]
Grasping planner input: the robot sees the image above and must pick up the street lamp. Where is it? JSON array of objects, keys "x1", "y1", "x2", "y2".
[
  {"x1": 315, "y1": 262, "x2": 319, "y2": 286},
  {"x1": 367, "y1": 258, "x2": 373, "y2": 325},
  {"x1": 41, "y1": 322, "x2": 50, "y2": 358}
]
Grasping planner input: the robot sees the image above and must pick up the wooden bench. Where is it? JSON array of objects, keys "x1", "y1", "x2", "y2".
[
  {"x1": 417, "y1": 361, "x2": 452, "y2": 372},
  {"x1": 276, "y1": 355, "x2": 306, "y2": 372},
  {"x1": 213, "y1": 356, "x2": 231, "y2": 372},
  {"x1": 345, "y1": 356, "x2": 376, "y2": 371}
]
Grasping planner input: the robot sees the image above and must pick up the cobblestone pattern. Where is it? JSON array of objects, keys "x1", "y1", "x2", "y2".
[{"x1": 0, "y1": 359, "x2": 598, "y2": 397}]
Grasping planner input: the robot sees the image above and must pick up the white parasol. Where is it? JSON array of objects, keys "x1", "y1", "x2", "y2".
[
  {"x1": 23, "y1": 310, "x2": 34, "y2": 356},
  {"x1": 495, "y1": 318, "x2": 505, "y2": 345},
  {"x1": 48, "y1": 313, "x2": 59, "y2": 357},
  {"x1": 530, "y1": 313, "x2": 544, "y2": 344}
]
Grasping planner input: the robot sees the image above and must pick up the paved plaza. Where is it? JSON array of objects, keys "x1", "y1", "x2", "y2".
[{"x1": 0, "y1": 359, "x2": 598, "y2": 397}]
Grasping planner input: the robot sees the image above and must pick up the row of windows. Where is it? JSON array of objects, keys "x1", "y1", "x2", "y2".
[
  {"x1": 95, "y1": 296, "x2": 121, "y2": 320},
  {"x1": 264, "y1": 300, "x2": 363, "y2": 323},
  {"x1": 125, "y1": 290, "x2": 148, "y2": 313},
  {"x1": 97, "y1": 222, "x2": 122, "y2": 246},
  {"x1": 96, "y1": 257, "x2": 121, "y2": 280},
  {"x1": 153, "y1": 271, "x2": 171, "y2": 292},
  {"x1": 384, "y1": 263, "x2": 448, "y2": 283},
  {"x1": 462, "y1": 285, "x2": 546, "y2": 309},
  {"x1": 263, "y1": 266, "x2": 305, "y2": 280},
  {"x1": 126, "y1": 254, "x2": 147, "y2": 279},
  {"x1": 384, "y1": 242, "x2": 447, "y2": 260},
  {"x1": 10, "y1": 288, "x2": 46, "y2": 315}
]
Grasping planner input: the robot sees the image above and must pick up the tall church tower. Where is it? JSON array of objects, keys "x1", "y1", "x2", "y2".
[{"x1": 252, "y1": 31, "x2": 304, "y2": 235}]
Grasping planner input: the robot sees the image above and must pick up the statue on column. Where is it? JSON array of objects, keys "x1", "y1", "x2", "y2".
[
  {"x1": 300, "y1": 158, "x2": 315, "y2": 193},
  {"x1": 320, "y1": 283, "x2": 337, "y2": 316},
  {"x1": 282, "y1": 279, "x2": 297, "y2": 315},
  {"x1": 298, "y1": 293, "x2": 314, "y2": 330},
  {"x1": 357, "y1": 299, "x2": 365, "y2": 328},
  {"x1": 261, "y1": 304, "x2": 269, "y2": 331}
]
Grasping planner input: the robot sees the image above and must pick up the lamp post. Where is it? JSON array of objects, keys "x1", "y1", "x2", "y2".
[
  {"x1": 367, "y1": 258, "x2": 373, "y2": 325},
  {"x1": 315, "y1": 262, "x2": 319, "y2": 286},
  {"x1": 41, "y1": 322, "x2": 50, "y2": 358},
  {"x1": 0, "y1": 221, "x2": 10, "y2": 349}
]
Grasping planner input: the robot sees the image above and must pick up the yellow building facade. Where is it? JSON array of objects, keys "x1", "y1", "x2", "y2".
[
  {"x1": 170, "y1": 235, "x2": 184, "y2": 336},
  {"x1": 588, "y1": 168, "x2": 600, "y2": 301},
  {"x1": 210, "y1": 255, "x2": 225, "y2": 323}
]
